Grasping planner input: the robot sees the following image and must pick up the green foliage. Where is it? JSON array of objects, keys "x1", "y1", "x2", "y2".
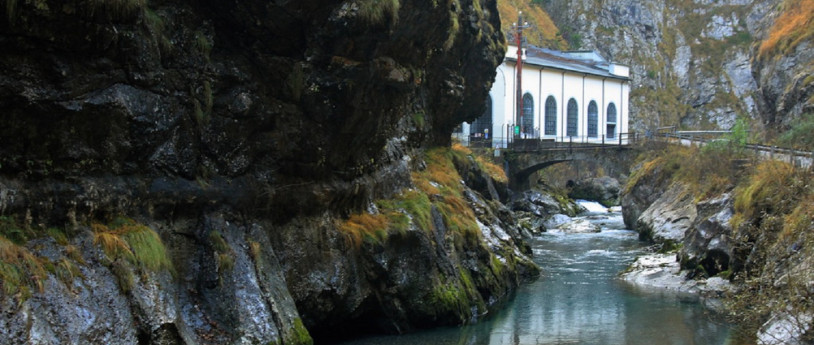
[
  {"x1": 193, "y1": 31, "x2": 212, "y2": 59},
  {"x1": 93, "y1": 217, "x2": 173, "y2": 293},
  {"x1": 701, "y1": 117, "x2": 749, "y2": 156},
  {"x1": 0, "y1": 235, "x2": 47, "y2": 299},
  {"x1": 778, "y1": 113, "x2": 814, "y2": 150},
  {"x1": 93, "y1": 218, "x2": 173, "y2": 272},
  {"x1": 0, "y1": 216, "x2": 32, "y2": 245},
  {"x1": 85, "y1": 0, "x2": 147, "y2": 20},
  {"x1": 209, "y1": 231, "x2": 235, "y2": 272},
  {"x1": 412, "y1": 112, "x2": 426, "y2": 128},
  {"x1": 444, "y1": 11, "x2": 460, "y2": 50},
  {"x1": 357, "y1": 0, "x2": 400, "y2": 24},
  {"x1": 5, "y1": 0, "x2": 17, "y2": 24}
]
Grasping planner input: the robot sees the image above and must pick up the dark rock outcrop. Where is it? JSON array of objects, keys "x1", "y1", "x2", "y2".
[
  {"x1": 567, "y1": 176, "x2": 621, "y2": 207},
  {"x1": 0, "y1": 0, "x2": 533, "y2": 343}
]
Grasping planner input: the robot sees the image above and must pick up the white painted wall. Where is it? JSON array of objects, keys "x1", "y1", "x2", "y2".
[{"x1": 478, "y1": 51, "x2": 631, "y2": 147}]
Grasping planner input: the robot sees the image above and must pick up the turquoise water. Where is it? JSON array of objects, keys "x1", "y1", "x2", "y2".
[{"x1": 335, "y1": 205, "x2": 742, "y2": 345}]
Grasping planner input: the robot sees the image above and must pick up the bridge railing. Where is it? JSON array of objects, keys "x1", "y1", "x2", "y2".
[{"x1": 459, "y1": 132, "x2": 638, "y2": 152}]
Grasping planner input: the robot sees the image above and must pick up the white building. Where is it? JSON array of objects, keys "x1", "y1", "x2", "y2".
[{"x1": 456, "y1": 45, "x2": 630, "y2": 148}]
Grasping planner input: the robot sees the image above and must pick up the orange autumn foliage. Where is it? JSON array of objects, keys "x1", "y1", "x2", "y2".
[{"x1": 758, "y1": 0, "x2": 814, "y2": 59}]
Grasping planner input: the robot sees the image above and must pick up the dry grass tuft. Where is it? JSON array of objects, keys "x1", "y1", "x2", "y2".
[
  {"x1": 93, "y1": 217, "x2": 173, "y2": 289},
  {"x1": 0, "y1": 236, "x2": 47, "y2": 297},
  {"x1": 338, "y1": 213, "x2": 389, "y2": 248}
]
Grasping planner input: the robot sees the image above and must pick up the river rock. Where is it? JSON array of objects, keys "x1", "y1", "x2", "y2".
[
  {"x1": 620, "y1": 252, "x2": 732, "y2": 311},
  {"x1": 510, "y1": 190, "x2": 585, "y2": 217},
  {"x1": 544, "y1": 214, "x2": 572, "y2": 230},
  {"x1": 554, "y1": 218, "x2": 601, "y2": 233},
  {"x1": 679, "y1": 192, "x2": 735, "y2": 277},
  {"x1": 635, "y1": 183, "x2": 696, "y2": 242},
  {"x1": 568, "y1": 176, "x2": 621, "y2": 207}
]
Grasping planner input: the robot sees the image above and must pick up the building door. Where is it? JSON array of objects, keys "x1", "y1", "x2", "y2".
[{"x1": 469, "y1": 96, "x2": 493, "y2": 147}]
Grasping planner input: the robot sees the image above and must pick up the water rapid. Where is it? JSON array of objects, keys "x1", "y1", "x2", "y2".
[{"x1": 336, "y1": 202, "x2": 741, "y2": 345}]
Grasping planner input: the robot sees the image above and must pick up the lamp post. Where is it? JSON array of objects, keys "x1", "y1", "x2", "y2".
[{"x1": 512, "y1": 12, "x2": 530, "y2": 138}]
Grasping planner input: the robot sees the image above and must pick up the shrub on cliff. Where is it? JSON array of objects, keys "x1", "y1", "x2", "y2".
[
  {"x1": 778, "y1": 112, "x2": 814, "y2": 151},
  {"x1": 726, "y1": 160, "x2": 814, "y2": 341}
]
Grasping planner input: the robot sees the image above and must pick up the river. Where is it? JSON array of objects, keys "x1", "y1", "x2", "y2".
[{"x1": 335, "y1": 201, "x2": 743, "y2": 345}]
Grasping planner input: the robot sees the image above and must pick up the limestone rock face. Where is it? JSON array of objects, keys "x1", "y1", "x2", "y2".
[
  {"x1": 0, "y1": 0, "x2": 531, "y2": 343},
  {"x1": 680, "y1": 192, "x2": 735, "y2": 277},
  {"x1": 543, "y1": 0, "x2": 813, "y2": 133},
  {"x1": 635, "y1": 183, "x2": 697, "y2": 243}
]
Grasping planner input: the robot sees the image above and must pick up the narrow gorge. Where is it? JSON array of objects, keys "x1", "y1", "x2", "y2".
[{"x1": 2, "y1": 0, "x2": 814, "y2": 344}]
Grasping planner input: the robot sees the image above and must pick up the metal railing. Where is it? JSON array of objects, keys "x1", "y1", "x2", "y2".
[
  {"x1": 458, "y1": 132, "x2": 638, "y2": 153},
  {"x1": 654, "y1": 127, "x2": 814, "y2": 169}
]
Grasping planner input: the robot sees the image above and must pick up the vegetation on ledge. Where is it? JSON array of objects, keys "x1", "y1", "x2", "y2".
[
  {"x1": 758, "y1": 0, "x2": 814, "y2": 60},
  {"x1": 337, "y1": 144, "x2": 504, "y2": 247},
  {"x1": 626, "y1": 138, "x2": 814, "y2": 340}
]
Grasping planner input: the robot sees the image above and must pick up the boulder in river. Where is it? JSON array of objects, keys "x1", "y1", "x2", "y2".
[
  {"x1": 568, "y1": 177, "x2": 621, "y2": 207},
  {"x1": 554, "y1": 218, "x2": 601, "y2": 233}
]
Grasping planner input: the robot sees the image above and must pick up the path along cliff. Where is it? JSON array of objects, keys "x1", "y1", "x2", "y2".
[{"x1": 0, "y1": 1, "x2": 544, "y2": 344}]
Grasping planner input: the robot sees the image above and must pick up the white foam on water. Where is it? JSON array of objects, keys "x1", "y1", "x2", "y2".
[{"x1": 576, "y1": 200, "x2": 609, "y2": 213}]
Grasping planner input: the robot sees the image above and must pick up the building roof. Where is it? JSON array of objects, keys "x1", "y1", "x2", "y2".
[{"x1": 505, "y1": 45, "x2": 630, "y2": 81}]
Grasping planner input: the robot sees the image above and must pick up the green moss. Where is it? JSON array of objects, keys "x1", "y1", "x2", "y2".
[
  {"x1": 193, "y1": 30, "x2": 212, "y2": 60},
  {"x1": 0, "y1": 215, "x2": 32, "y2": 245},
  {"x1": 287, "y1": 63, "x2": 305, "y2": 102},
  {"x1": 111, "y1": 259, "x2": 135, "y2": 293},
  {"x1": 412, "y1": 111, "x2": 426, "y2": 128},
  {"x1": 657, "y1": 240, "x2": 683, "y2": 254},
  {"x1": 6, "y1": 0, "x2": 17, "y2": 24},
  {"x1": 444, "y1": 13, "x2": 460, "y2": 50},
  {"x1": 209, "y1": 231, "x2": 235, "y2": 272},
  {"x1": 286, "y1": 318, "x2": 314, "y2": 345},
  {"x1": 431, "y1": 282, "x2": 471, "y2": 322}
]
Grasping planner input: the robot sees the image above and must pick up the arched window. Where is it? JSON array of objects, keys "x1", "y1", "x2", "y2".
[
  {"x1": 519, "y1": 93, "x2": 534, "y2": 135},
  {"x1": 567, "y1": 98, "x2": 578, "y2": 137},
  {"x1": 470, "y1": 96, "x2": 492, "y2": 136},
  {"x1": 588, "y1": 101, "x2": 598, "y2": 138},
  {"x1": 544, "y1": 96, "x2": 557, "y2": 136},
  {"x1": 606, "y1": 103, "x2": 617, "y2": 139}
]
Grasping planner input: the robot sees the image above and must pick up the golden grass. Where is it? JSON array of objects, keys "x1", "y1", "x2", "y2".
[
  {"x1": 496, "y1": 0, "x2": 565, "y2": 48},
  {"x1": 0, "y1": 235, "x2": 46, "y2": 297},
  {"x1": 93, "y1": 218, "x2": 173, "y2": 273},
  {"x1": 758, "y1": 0, "x2": 814, "y2": 59},
  {"x1": 733, "y1": 160, "x2": 798, "y2": 221},
  {"x1": 338, "y1": 213, "x2": 389, "y2": 248},
  {"x1": 338, "y1": 144, "x2": 491, "y2": 248}
]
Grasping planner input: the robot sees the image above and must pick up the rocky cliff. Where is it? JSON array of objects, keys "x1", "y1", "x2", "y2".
[
  {"x1": 0, "y1": 1, "x2": 539, "y2": 344},
  {"x1": 621, "y1": 145, "x2": 814, "y2": 343},
  {"x1": 543, "y1": 0, "x2": 814, "y2": 135}
]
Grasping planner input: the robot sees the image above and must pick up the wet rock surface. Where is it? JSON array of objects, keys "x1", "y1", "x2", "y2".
[
  {"x1": 567, "y1": 176, "x2": 621, "y2": 207},
  {"x1": 0, "y1": 0, "x2": 535, "y2": 344}
]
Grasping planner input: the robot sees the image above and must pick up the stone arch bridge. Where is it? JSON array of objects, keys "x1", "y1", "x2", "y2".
[{"x1": 502, "y1": 139, "x2": 639, "y2": 190}]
